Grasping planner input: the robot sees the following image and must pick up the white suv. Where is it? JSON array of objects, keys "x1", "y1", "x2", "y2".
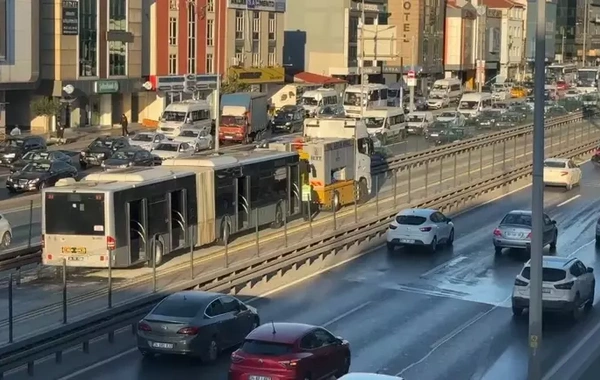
[
  {"x1": 512, "y1": 256, "x2": 595, "y2": 320},
  {"x1": 386, "y1": 208, "x2": 454, "y2": 253}
]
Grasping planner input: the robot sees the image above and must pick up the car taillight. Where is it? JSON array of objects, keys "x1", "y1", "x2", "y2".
[
  {"x1": 388, "y1": 224, "x2": 397, "y2": 230},
  {"x1": 420, "y1": 226, "x2": 432, "y2": 232},
  {"x1": 555, "y1": 281, "x2": 574, "y2": 290},
  {"x1": 493, "y1": 229, "x2": 502, "y2": 237},
  {"x1": 231, "y1": 351, "x2": 244, "y2": 363},
  {"x1": 515, "y1": 278, "x2": 528, "y2": 286},
  {"x1": 560, "y1": 171, "x2": 569, "y2": 176},
  {"x1": 278, "y1": 359, "x2": 300, "y2": 369},
  {"x1": 138, "y1": 321, "x2": 152, "y2": 331},
  {"x1": 177, "y1": 326, "x2": 200, "y2": 335},
  {"x1": 527, "y1": 232, "x2": 532, "y2": 239}
]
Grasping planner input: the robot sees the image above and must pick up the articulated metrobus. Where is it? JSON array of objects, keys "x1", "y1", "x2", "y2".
[
  {"x1": 546, "y1": 63, "x2": 578, "y2": 84},
  {"x1": 42, "y1": 150, "x2": 301, "y2": 268}
]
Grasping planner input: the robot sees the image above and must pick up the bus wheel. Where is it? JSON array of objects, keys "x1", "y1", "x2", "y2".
[
  {"x1": 218, "y1": 219, "x2": 231, "y2": 246},
  {"x1": 271, "y1": 203, "x2": 284, "y2": 229}
]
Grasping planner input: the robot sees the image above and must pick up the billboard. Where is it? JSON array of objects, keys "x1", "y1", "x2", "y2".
[
  {"x1": 525, "y1": 0, "x2": 557, "y2": 61},
  {"x1": 358, "y1": 25, "x2": 398, "y2": 61}
]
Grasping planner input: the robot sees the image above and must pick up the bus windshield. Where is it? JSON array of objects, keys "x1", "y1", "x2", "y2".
[
  {"x1": 162, "y1": 111, "x2": 187, "y2": 122},
  {"x1": 578, "y1": 70, "x2": 597, "y2": 84},
  {"x1": 302, "y1": 97, "x2": 319, "y2": 106},
  {"x1": 343, "y1": 92, "x2": 362, "y2": 106},
  {"x1": 363, "y1": 117, "x2": 385, "y2": 129},
  {"x1": 45, "y1": 193, "x2": 106, "y2": 236},
  {"x1": 459, "y1": 101, "x2": 478, "y2": 110}
]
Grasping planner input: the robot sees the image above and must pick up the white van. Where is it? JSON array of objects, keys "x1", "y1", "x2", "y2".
[
  {"x1": 301, "y1": 88, "x2": 339, "y2": 116},
  {"x1": 458, "y1": 92, "x2": 493, "y2": 118},
  {"x1": 406, "y1": 111, "x2": 435, "y2": 135},
  {"x1": 430, "y1": 78, "x2": 463, "y2": 102},
  {"x1": 343, "y1": 84, "x2": 389, "y2": 116},
  {"x1": 157, "y1": 100, "x2": 212, "y2": 138},
  {"x1": 270, "y1": 83, "x2": 320, "y2": 110},
  {"x1": 362, "y1": 107, "x2": 406, "y2": 143}
]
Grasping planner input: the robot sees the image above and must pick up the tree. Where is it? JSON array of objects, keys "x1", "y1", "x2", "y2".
[
  {"x1": 220, "y1": 73, "x2": 250, "y2": 94},
  {"x1": 30, "y1": 97, "x2": 62, "y2": 134}
]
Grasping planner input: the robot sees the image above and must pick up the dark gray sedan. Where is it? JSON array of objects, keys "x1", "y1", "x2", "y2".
[
  {"x1": 10, "y1": 150, "x2": 72, "y2": 173},
  {"x1": 136, "y1": 291, "x2": 260, "y2": 362},
  {"x1": 493, "y1": 210, "x2": 558, "y2": 255}
]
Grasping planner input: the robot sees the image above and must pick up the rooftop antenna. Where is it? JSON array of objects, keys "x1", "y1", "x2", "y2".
[{"x1": 271, "y1": 320, "x2": 277, "y2": 335}]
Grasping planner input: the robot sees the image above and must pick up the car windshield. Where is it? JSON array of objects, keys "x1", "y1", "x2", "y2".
[
  {"x1": 152, "y1": 297, "x2": 203, "y2": 318},
  {"x1": 23, "y1": 151, "x2": 50, "y2": 160},
  {"x1": 90, "y1": 139, "x2": 114, "y2": 149},
  {"x1": 493, "y1": 103, "x2": 507, "y2": 109},
  {"x1": 155, "y1": 143, "x2": 179, "y2": 152},
  {"x1": 439, "y1": 112, "x2": 456, "y2": 118},
  {"x1": 241, "y1": 340, "x2": 294, "y2": 356},
  {"x1": 501, "y1": 213, "x2": 531, "y2": 226},
  {"x1": 430, "y1": 95, "x2": 444, "y2": 100},
  {"x1": 521, "y1": 267, "x2": 566, "y2": 282},
  {"x1": 161, "y1": 111, "x2": 186, "y2": 122},
  {"x1": 408, "y1": 116, "x2": 424, "y2": 123},
  {"x1": 432, "y1": 84, "x2": 448, "y2": 90},
  {"x1": 479, "y1": 110, "x2": 496, "y2": 118},
  {"x1": 275, "y1": 113, "x2": 294, "y2": 121},
  {"x1": 396, "y1": 215, "x2": 427, "y2": 225},
  {"x1": 179, "y1": 130, "x2": 199, "y2": 138},
  {"x1": 131, "y1": 134, "x2": 153, "y2": 142},
  {"x1": 363, "y1": 117, "x2": 385, "y2": 129},
  {"x1": 544, "y1": 161, "x2": 566, "y2": 168},
  {"x1": 23, "y1": 162, "x2": 50, "y2": 172},
  {"x1": 112, "y1": 151, "x2": 136, "y2": 160},
  {"x1": 221, "y1": 115, "x2": 246, "y2": 126},
  {"x1": 459, "y1": 101, "x2": 478, "y2": 110}
]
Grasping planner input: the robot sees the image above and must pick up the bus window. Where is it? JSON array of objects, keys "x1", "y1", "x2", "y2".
[{"x1": 45, "y1": 193, "x2": 105, "y2": 236}]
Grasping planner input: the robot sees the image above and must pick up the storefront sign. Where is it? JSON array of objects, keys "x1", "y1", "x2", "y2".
[
  {"x1": 94, "y1": 80, "x2": 119, "y2": 94},
  {"x1": 62, "y1": 0, "x2": 79, "y2": 36},
  {"x1": 382, "y1": 66, "x2": 402, "y2": 74},
  {"x1": 362, "y1": 66, "x2": 381, "y2": 74},
  {"x1": 154, "y1": 74, "x2": 219, "y2": 92},
  {"x1": 402, "y1": 0, "x2": 412, "y2": 43},
  {"x1": 227, "y1": 0, "x2": 286, "y2": 12},
  {"x1": 228, "y1": 67, "x2": 284, "y2": 84}
]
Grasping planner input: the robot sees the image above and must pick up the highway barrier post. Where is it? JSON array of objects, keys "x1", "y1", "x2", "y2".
[
  {"x1": 62, "y1": 259, "x2": 67, "y2": 324},
  {"x1": 467, "y1": 150, "x2": 472, "y2": 181},
  {"x1": 407, "y1": 166, "x2": 412, "y2": 203},
  {"x1": 479, "y1": 146, "x2": 483, "y2": 177},
  {"x1": 453, "y1": 154, "x2": 457, "y2": 188},
  {"x1": 503, "y1": 140, "x2": 507, "y2": 172},
  {"x1": 255, "y1": 209, "x2": 260, "y2": 257},
  {"x1": 283, "y1": 201, "x2": 288, "y2": 248},
  {"x1": 190, "y1": 229, "x2": 194, "y2": 279},
  {"x1": 332, "y1": 195, "x2": 337, "y2": 231},
  {"x1": 425, "y1": 161, "x2": 429, "y2": 197},
  {"x1": 513, "y1": 137, "x2": 517, "y2": 165},
  {"x1": 224, "y1": 234, "x2": 230, "y2": 268},
  {"x1": 27, "y1": 200, "x2": 33, "y2": 248},
  {"x1": 354, "y1": 185, "x2": 358, "y2": 223},
  {"x1": 151, "y1": 239, "x2": 157, "y2": 293},
  {"x1": 8, "y1": 273, "x2": 13, "y2": 343},
  {"x1": 438, "y1": 157, "x2": 443, "y2": 192},
  {"x1": 107, "y1": 248, "x2": 113, "y2": 309},
  {"x1": 491, "y1": 143, "x2": 496, "y2": 174},
  {"x1": 393, "y1": 169, "x2": 398, "y2": 209}
]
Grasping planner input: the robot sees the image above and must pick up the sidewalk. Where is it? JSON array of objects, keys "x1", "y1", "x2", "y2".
[{"x1": 46, "y1": 123, "x2": 146, "y2": 151}]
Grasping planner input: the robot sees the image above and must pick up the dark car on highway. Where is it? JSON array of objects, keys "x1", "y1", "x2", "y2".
[
  {"x1": 102, "y1": 147, "x2": 156, "y2": 171},
  {"x1": 229, "y1": 322, "x2": 351, "y2": 380},
  {"x1": 433, "y1": 127, "x2": 473, "y2": 145},
  {"x1": 508, "y1": 103, "x2": 532, "y2": 120},
  {"x1": 474, "y1": 110, "x2": 498, "y2": 130},
  {"x1": 271, "y1": 105, "x2": 304, "y2": 133},
  {"x1": 495, "y1": 113, "x2": 522, "y2": 129},
  {"x1": 0, "y1": 136, "x2": 46, "y2": 166},
  {"x1": 10, "y1": 150, "x2": 73, "y2": 173},
  {"x1": 80, "y1": 136, "x2": 130, "y2": 169},
  {"x1": 6, "y1": 160, "x2": 77, "y2": 192},
  {"x1": 425, "y1": 121, "x2": 451, "y2": 140},
  {"x1": 136, "y1": 291, "x2": 260, "y2": 362}
]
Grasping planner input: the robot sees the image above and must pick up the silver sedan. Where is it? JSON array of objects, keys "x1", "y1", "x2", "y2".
[{"x1": 493, "y1": 210, "x2": 558, "y2": 255}]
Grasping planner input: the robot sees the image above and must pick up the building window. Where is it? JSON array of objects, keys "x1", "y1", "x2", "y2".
[
  {"x1": 187, "y1": 2, "x2": 196, "y2": 73},
  {"x1": 0, "y1": 0, "x2": 7, "y2": 60},
  {"x1": 235, "y1": 45, "x2": 244, "y2": 65},
  {"x1": 268, "y1": 12, "x2": 275, "y2": 40},
  {"x1": 207, "y1": 19, "x2": 214, "y2": 46},
  {"x1": 206, "y1": 53, "x2": 214, "y2": 73},
  {"x1": 79, "y1": 0, "x2": 98, "y2": 77},
  {"x1": 108, "y1": 0, "x2": 127, "y2": 76},
  {"x1": 253, "y1": 11, "x2": 260, "y2": 41},
  {"x1": 169, "y1": 17, "x2": 177, "y2": 45},
  {"x1": 349, "y1": 17, "x2": 358, "y2": 43},
  {"x1": 252, "y1": 41, "x2": 259, "y2": 66},
  {"x1": 207, "y1": 0, "x2": 214, "y2": 12},
  {"x1": 268, "y1": 45, "x2": 275, "y2": 66},
  {"x1": 169, "y1": 54, "x2": 177, "y2": 74},
  {"x1": 235, "y1": 10, "x2": 244, "y2": 40}
]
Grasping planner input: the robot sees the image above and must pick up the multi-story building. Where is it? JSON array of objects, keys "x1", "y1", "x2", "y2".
[
  {"x1": 555, "y1": 0, "x2": 577, "y2": 62},
  {"x1": 37, "y1": 0, "x2": 144, "y2": 130},
  {"x1": 284, "y1": 0, "x2": 386, "y2": 84},
  {"x1": 481, "y1": 4, "x2": 502, "y2": 81},
  {"x1": 444, "y1": 0, "x2": 478, "y2": 89},
  {"x1": 577, "y1": 0, "x2": 600, "y2": 64},
  {"x1": 387, "y1": 0, "x2": 445, "y2": 90},
  {"x1": 0, "y1": 0, "x2": 39, "y2": 129},
  {"x1": 525, "y1": 0, "x2": 557, "y2": 63}
]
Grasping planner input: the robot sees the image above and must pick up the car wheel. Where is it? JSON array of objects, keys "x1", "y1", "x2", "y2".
[
  {"x1": 566, "y1": 182, "x2": 573, "y2": 191},
  {"x1": 549, "y1": 232, "x2": 558, "y2": 251},
  {"x1": 386, "y1": 242, "x2": 395, "y2": 252},
  {"x1": 337, "y1": 355, "x2": 351, "y2": 377},
  {"x1": 138, "y1": 349, "x2": 155, "y2": 358},
  {"x1": 38, "y1": 181, "x2": 46, "y2": 190},
  {"x1": 495, "y1": 246, "x2": 503, "y2": 255},
  {"x1": 596, "y1": 236, "x2": 600, "y2": 247},
  {"x1": 512, "y1": 305, "x2": 524, "y2": 317},
  {"x1": 428, "y1": 236, "x2": 437, "y2": 253},
  {"x1": 586, "y1": 283, "x2": 595, "y2": 311},
  {"x1": 1, "y1": 231, "x2": 11, "y2": 248},
  {"x1": 571, "y1": 293, "x2": 583, "y2": 321},
  {"x1": 447, "y1": 229, "x2": 454, "y2": 246},
  {"x1": 203, "y1": 338, "x2": 219, "y2": 363}
]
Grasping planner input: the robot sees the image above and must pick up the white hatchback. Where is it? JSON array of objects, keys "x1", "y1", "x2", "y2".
[
  {"x1": 543, "y1": 158, "x2": 582, "y2": 190},
  {"x1": 512, "y1": 256, "x2": 595, "y2": 320},
  {"x1": 386, "y1": 208, "x2": 454, "y2": 252}
]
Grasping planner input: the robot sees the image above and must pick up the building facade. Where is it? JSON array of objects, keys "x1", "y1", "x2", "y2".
[
  {"x1": 500, "y1": 2, "x2": 525, "y2": 79},
  {"x1": 444, "y1": 0, "x2": 477, "y2": 88},
  {"x1": 483, "y1": 5, "x2": 502, "y2": 81},
  {"x1": 555, "y1": 0, "x2": 577, "y2": 62},
  {"x1": 37, "y1": 0, "x2": 144, "y2": 130},
  {"x1": 577, "y1": 0, "x2": 600, "y2": 64},
  {"x1": 0, "y1": 0, "x2": 40, "y2": 129},
  {"x1": 525, "y1": 0, "x2": 557, "y2": 62},
  {"x1": 284, "y1": 0, "x2": 385, "y2": 84}
]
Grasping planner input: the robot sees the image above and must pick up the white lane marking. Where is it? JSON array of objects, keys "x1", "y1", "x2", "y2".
[
  {"x1": 568, "y1": 239, "x2": 595, "y2": 258},
  {"x1": 322, "y1": 301, "x2": 371, "y2": 328},
  {"x1": 57, "y1": 347, "x2": 139, "y2": 380},
  {"x1": 557, "y1": 194, "x2": 581, "y2": 207},
  {"x1": 395, "y1": 295, "x2": 512, "y2": 377}
]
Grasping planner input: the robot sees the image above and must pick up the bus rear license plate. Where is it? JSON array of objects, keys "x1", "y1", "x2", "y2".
[
  {"x1": 62, "y1": 247, "x2": 87, "y2": 254},
  {"x1": 68, "y1": 256, "x2": 84, "y2": 261}
]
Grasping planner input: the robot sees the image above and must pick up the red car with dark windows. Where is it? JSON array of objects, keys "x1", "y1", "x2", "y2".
[{"x1": 229, "y1": 322, "x2": 351, "y2": 380}]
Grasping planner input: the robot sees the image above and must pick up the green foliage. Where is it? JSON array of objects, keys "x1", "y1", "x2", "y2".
[
  {"x1": 30, "y1": 97, "x2": 62, "y2": 117},
  {"x1": 221, "y1": 73, "x2": 250, "y2": 94}
]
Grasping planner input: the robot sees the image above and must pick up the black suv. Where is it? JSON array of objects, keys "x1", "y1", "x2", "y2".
[
  {"x1": 80, "y1": 136, "x2": 130, "y2": 169},
  {"x1": 0, "y1": 136, "x2": 46, "y2": 165},
  {"x1": 271, "y1": 105, "x2": 305, "y2": 133}
]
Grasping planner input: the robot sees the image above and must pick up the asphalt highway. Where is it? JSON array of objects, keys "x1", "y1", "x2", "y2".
[{"x1": 6, "y1": 160, "x2": 600, "y2": 380}]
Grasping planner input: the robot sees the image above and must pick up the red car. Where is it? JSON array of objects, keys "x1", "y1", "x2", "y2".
[{"x1": 229, "y1": 322, "x2": 351, "y2": 380}]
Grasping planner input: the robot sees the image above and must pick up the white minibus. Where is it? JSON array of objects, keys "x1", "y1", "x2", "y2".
[
  {"x1": 430, "y1": 78, "x2": 463, "y2": 102},
  {"x1": 301, "y1": 88, "x2": 339, "y2": 116},
  {"x1": 457, "y1": 92, "x2": 493, "y2": 118},
  {"x1": 343, "y1": 84, "x2": 389, "y2": 116},
  {"x1": 362, "y1": 107, "x2": 406, "y2": 144},
  {"x1": 157, "y1": 100, "x2": 212, "y2": 138}
]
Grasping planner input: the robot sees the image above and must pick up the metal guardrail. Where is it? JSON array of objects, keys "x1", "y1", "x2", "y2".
[
  {"x1": 1, "y1": 134, "x2": 598, "y2": 377},
  {"x1": 0, "y1": 247, "x2": 42, "y2": 272}
]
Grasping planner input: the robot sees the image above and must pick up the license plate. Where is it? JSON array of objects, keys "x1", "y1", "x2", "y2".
[
  {"x1": 225, "y1": 136, "x2": 233, "y2": 139},
  {"x1": 399, "y1": 239, "x2": 414, "y2": 244},
  {"x1": 151, "y1": 342, "x2": 173, "y2": 349},
  {"x1": 62, "y1": 247, "x2": 86, "y2": 254},
  {"x1": 249, "y1": 376, "x2": 271, "y2": 380},
  {"x1": 542, "y1": 289, "x2": 552, "y2": 294},
  {"x1": 67, "y1": 256, "x2": 84, "y2": 261}
]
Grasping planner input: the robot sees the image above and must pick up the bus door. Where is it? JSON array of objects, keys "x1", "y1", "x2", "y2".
[
  {"x1": 236, "y1": 175, "x2": 250, "y2": 231},
  {"x1": 126, "y1": 199, "x2": 148, "y2": 263},
  {"x1": 288, "y1": 163, "x2": 301, "y2": 215},
  {"x1": 168, "y1": 189, "x2": 188, "y2": 251}
]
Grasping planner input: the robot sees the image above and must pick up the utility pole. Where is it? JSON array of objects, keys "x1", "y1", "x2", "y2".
[
  {"x1": 561, "y1": 27, "x2": 566, "y2": 64},
  {"x1": 214, "y1": 0, "x2": 221, "y2": 151},
  {"x1": 409, "y1": 36, "x2": 416, "y2": 112},
  {"x1": 583, "y1": 0, "x2": 589, "y2": 66},
  {"x1": 359, "y1": 0, "x2": 366, "y2": 118},
  {"x1": 529, "y1": 0, "x2": 546, "y2": 378}
]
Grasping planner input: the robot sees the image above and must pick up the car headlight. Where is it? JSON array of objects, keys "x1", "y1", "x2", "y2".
[
  {"x1": 4, "y1": 153, "x2": 15, "y2": 158},
  {"x1": 28, "y1": 178, "x2": 39, "y2": 183},
  {"x1": 285, "y1": 122, "x2": 291, "y2": 126},
  {"x1": 119, "y1": 164, "x2": 128, "y2": 168}
]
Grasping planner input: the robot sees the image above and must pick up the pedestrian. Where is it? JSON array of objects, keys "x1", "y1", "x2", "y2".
[
  {"x1": 121, "y1": 114, "x2": 129, "y2": 136},
  {"x1": 56, "y1": 122, "x2": 65, "y2": 144},
  {"x1": 9, "y1": 125, "x2": 21, "y2": 136}
]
